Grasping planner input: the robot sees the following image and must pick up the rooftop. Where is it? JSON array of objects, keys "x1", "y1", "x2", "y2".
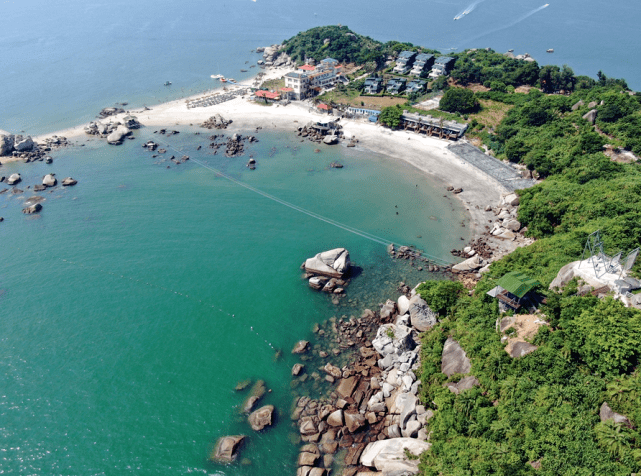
[
  {"x1": 299, "y1": 65, "x2": 316, "y2": 71},
  {"x1": 415, "y1": 53, "x2": 434, "y2": 61},
  {"x1": 398, "y1": 50, "x2": 417, "y2": 59},
  {"x1": 435, "y1": 56, "x2": 454, "y2": 64},
  {"x1": 317, "y1": 103, "x2": 330, "y2": 110},
  {"x1": 255, "y1": 90, "x2": 280, "y2": 99},
  {"x1": 497, "y1": 271, "x2": 539, "y2": 298}
]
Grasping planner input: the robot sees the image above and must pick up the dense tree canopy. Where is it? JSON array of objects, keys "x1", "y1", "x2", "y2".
[{"x1": 439, "y1": 88, "x2": 479, "y2": 113}]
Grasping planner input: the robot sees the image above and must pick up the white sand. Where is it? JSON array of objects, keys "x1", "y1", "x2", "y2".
[{"x1": 14, "y1": 66, "x2": 505, "y2": 235}]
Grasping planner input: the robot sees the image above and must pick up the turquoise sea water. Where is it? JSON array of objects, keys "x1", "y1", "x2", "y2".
[
  {"x1": 1, "y1": 0, "x2": 639, "y2": 474},
  {"x1": 1, "y1": 129, "x2": 468, "y2": 475}
]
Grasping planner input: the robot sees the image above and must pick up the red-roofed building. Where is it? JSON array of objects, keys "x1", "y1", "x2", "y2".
[
  {"x1": 298, "y1": 64, "x2": 316, "y2": 71},
  {"x1": 317, "y1": 103, "x2": 330, "y2": 112},
  {"x1": 254, "y1": 90, "x2": 280, "y2": 102}
]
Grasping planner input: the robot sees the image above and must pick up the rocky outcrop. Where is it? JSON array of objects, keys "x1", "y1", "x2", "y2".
[
  {"x1": 599, "y1": 402, "x2": 631, "y2": 425},
  {"x1": 14, "y1": 136, "x2": 34, "y2": 152},
  {"x1": 441, "y1": 337, "x2": 471, "y2": 376},
  {"x1": 571, "y1": 99, "x2": 584, "y2": 111},
  {"x1": 372, "y1": 324, "x2": 416, "y2": 360},
  {"x1": 122, "y1": 115, "x2": 141, "y2": 129},
  {"x1": 0, "y1": 134, "x2": 15, "y2": 156},
  {"x1": 446, "y1": 375, "x2": 479, "y2": 394},
  {"x1": 62, "y1": 177, "x2": 77, "y2": 186},
  {"x1": 107, "y1": 125, "x2": 131, "y2": 145},
  {"x1": 98, "y1": 106, "x2": 124, "y2": 119},
  {"x1": 360, "y1": 438, "x2": 430, "y2": 474},
  {"x1": 22, "y1": 203, "x2": 42, "y2": 214},
  {"x1": 583, "y1": 109, "x2": 597, "y2": 124},
  {"x1": 201, "y1": 114, "x2": 232, "y2": 130},
  {"x1": 210, "y1": 435, "x2": 245, "y2": 463},
  {"x1": 452, "y1": 254, "x2": 484, "y2": 272},
  {"x1": 323, "y1": 135, "x2": 338, "y2": 145},
  {"x1": 408, "y1": 295, "x2": 438, "y2": 331},
  {"x1": 508, "y1": 341, "x2": 538, "y2": 358},
  {"x1": 292, "y1": 340, "x2": 310, "y2": 354},
  {"x1": 304, "y1": 248, "x2": 350, "y2": 278},
  {"x1": 248, "y1": 405, "x2": 275, "y2": 431}
]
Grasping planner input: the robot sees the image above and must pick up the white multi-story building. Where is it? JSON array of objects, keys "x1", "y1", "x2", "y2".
[{"x1": 283, "y1": 58, "x2": 342, "y2": 100}]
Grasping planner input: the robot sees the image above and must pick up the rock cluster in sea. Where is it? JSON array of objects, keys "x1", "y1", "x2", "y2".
[
  {"x1": 0, "y1": 133, "x2": 60, "y2": 163},
  {"x1": 210, "y1": 379, "x2": 279, "y2": 465},
  {"x1": 208, "y1": 133, "x2": 258, "y2": 158},
  {"x1": 296, "y1": 123, "x2": 344, "y2": 145},
  {"x1": 201, "y1": 114, "x2": 233, "y2": 130},
  {"x1": 84, "y1": 115, "x2": 141, "y2": 145}
]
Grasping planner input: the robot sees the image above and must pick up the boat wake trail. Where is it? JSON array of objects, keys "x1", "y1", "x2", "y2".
[
  {"x1": 454, "y1": 0, "x2": 485, "y2": 20},
  {"x1": 460, "y1": 3, "x2": 550, "y2": 44}
]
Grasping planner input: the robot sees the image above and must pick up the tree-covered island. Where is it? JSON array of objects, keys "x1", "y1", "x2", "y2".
[{"x1": 281, "y1": 26, "x2": 641, "y2": 475}]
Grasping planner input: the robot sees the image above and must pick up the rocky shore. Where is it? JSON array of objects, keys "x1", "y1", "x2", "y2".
[{"x1": 288, "y1": 274, "x2": 439, "y2": 476}]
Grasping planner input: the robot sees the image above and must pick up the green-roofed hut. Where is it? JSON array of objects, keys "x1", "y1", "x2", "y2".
[{"x1": 487, "y1": 271, "x2": 540, "y2": 310}]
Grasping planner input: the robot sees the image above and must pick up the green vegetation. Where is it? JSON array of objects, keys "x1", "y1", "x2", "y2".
[
  {"x1": 416, "y1": 280, "x2": 465, "y2": 316},
  {"x1": 283, "y1": 25, "x2": 439, "y2": 68},
  {"x1": 417, "y1": 283, "x2": 641, "y2": 475},
  {"x1": 281, "y1": 31, "x2": 641, "y2": 472},
  {"x1": 415, "y1": 49, "x2": 641, "y2": 476},
  {"x1": 440, "y1": 87, "x2": 479, "y2": 114},
  {"x1": 378, "y1": 105, "x2": 404, "y2": 128}
]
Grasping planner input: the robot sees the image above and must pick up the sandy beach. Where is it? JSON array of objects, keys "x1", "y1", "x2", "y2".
[{"x1": 15, "y1": 66, "x2": 506, "y2": 238}]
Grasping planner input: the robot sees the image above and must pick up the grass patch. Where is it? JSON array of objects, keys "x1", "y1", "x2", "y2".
[
  {"x1": 259, "y1": 78, "x2": 285, "y2": 91},
  {"x1": 469, "y1": 99, "x2": 513, "y2": 129}
]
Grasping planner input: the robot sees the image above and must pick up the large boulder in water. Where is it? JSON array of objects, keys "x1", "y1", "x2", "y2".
[
  {"x1": 14, "y1": 136, "x2": 34, "y2": 152},
  {"x1": 7, "y1": 173, "x2": 21, "y2": 185},
  {"x1": 107, "y1": 125, "x2": 131, "y2": 145},
  {"x1": 248, "y1": 405, "x2": 275, "y2": 431},
  {"x1": 304, "y1": 248, "x2": 350, "y2": 278},
  {"x1": 210, "y1": 435, "x2": 245, "y2": 463},
  {"x1": 43, "y1": 174, "x2": 57, "y2": 187}
]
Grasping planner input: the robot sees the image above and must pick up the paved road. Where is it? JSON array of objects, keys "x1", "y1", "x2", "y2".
[{"x1": 447, "y1": 142, "x2": 536, "y2": 192}]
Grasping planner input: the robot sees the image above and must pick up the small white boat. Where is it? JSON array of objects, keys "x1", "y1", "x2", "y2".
[
  {"x1": 211, "y1": 74, "x2": 224, "y2": 79},
  {"x1": 546, "y1": 48, "x2": 554, "y2": 53},
  {"x1": 164, "y1": 81, "x2": 172, "y2": 86}
]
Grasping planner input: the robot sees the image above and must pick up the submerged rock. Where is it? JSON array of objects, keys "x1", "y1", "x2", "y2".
[{"x1": 241, "y1": 380, "x2": 267, "y2": 413}]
